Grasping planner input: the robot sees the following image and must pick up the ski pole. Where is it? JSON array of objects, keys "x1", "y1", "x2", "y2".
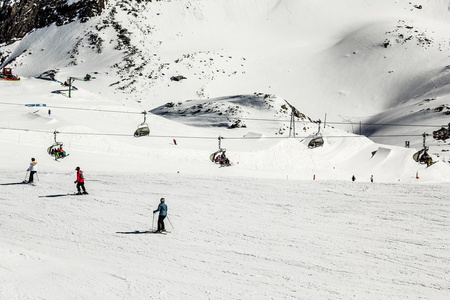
[
  {"x1": 166, "y1": 216, "x2": 174, "y2": 229},
  {"x1": 36, "y1": 173, "x2": 39, "y2": 182},
  {"x1": 152, "y1": 213, "x2": 155, "y2": 232},
  {"x1": 24, "y1": 171, "x2": 29, "y2": 182}
]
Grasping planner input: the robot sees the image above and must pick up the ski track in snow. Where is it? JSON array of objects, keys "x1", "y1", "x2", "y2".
[{"x1": 1, "y1": 171, "x2": 449, "y2": 299}]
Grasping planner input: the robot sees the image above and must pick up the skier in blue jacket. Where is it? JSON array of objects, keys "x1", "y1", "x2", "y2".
[{"x1": 153, "y1": 198, "x2": 168, "y2": 232}]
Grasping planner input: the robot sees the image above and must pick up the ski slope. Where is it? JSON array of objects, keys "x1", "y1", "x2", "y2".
[
  {"x1": 0, "y1": 75, "x2": 449, "y2": 299},
  {"x1": 1, "y1": 171, "x2": 449, "y2": 299},
  {"x1": 1, "y1": 0, "x2": 450, "y2": 299}
]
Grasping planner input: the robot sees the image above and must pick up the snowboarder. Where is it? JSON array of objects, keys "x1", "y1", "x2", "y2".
[
  {"x1": 26, "y1": 158, "x2": 37, "y2": 183},
  {"x1": 74, "y1": 167, "x2": 88, "y2": 195},
  {"x1": 153, "y1": 198, "x2": 168, "y2": 232},
  {"x1": 352, "y1": 175, "x2": 356, "y2": 182}
]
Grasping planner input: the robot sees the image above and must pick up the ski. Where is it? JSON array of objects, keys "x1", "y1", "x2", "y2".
[
  {"x1": 426, "y1": 161, "x2": 439, "y2": 167},
  {"x1": 151, "y1": 230, "x2": 169, "y2": 234}
]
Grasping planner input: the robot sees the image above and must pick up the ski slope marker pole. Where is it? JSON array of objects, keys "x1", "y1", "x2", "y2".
[{"x1": 166, "y1": 216, "x2": 174, "y2": 229}]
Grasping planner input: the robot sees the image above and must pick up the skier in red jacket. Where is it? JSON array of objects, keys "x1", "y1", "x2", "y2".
[{"x1": 74, "y1": 167, "x2": 88, "y2": 195}]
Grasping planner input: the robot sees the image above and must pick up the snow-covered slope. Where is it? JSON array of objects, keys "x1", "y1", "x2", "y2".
[
  {"x1": 1, "y1": 171, "x2": 449, "y2": 299},
  {"x1": 1, "y1": 2, "x2": 450, "y2": 298},
  {"x1": 2, "y1": 0, "x2": 450, "y2": 122},
  {"x1": 1, "y1": 77, "x2": 449, "y2": 182}
]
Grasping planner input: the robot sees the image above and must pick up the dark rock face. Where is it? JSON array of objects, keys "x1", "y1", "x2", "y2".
[{"x1": 0, "y1": 0, "x2": 105, "y2": 45}]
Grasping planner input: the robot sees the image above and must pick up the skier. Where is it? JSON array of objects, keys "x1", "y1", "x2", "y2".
[
  {"x1": 370, "y1": 175, "x2": 373, "y2": 183},
  {"x1": 26, "y1": 158, "x2": 37, "y2": 183},
  {"x1": 173, "y1": 139, "x2": 177, "y2": 145},
  {"x1": 153, "y1": 198, "x2": 168, "y2": 232},
  {"x1": 352, "y1": 175, "x2": 356, "y2": 182},
  {"x1": 74, "y1": 167, "x2": 88, "y2": 195}
]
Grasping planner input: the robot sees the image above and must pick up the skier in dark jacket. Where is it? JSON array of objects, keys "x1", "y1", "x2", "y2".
[
  {"x1": 74, "y1": 167, "x2": 88, "y2": 195},
  {"x1": 153, "y1": 198, "x2": 168, "y2": 232}
]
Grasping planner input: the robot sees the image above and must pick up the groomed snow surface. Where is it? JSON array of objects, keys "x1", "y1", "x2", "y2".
[
  {"x1": 1, "y1": 78, "x2": 449, "y2": 299},
  {"x1": 1, "y1": 172, "x2": 449, "y2": 299},
  {"x1": 1, "y1": 0, "x2": 450, "y2": 298}
]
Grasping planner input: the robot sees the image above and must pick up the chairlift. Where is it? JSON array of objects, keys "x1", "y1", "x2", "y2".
[
  {"x1": 412, "y1": 148, "x2": 428, "y2": 163},
  {"x1": 308, "y1": 120, "x2": 324, "y2": 149},
  {"x1": 308, "y1": 136, "x2": 324, "y2": 148},
  {"x1": 210, "y1": 149, "x2": 226, "y2": 163},
  {"x1": 210, "y1": 136, "x2": 231, "y2": 166},
  {"x1": 413, "y1": 133, "x2": 431, "y2": 164},
  {"x1": 47, "y1": 130, "x2": 68, "y2": 160},
  {"x1": 134, "y1": 111, "x2": 150, "y2": 137}
]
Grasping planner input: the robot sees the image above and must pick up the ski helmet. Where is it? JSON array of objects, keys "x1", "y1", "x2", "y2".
[
  {"x1": 31, "y1": 158, "x2": 35, "y2": 161},
  {"x1": 160, "y1": 198, "x2": 165, "y2": 203},
  {"x1": 75, "y1": 167, "x2": 80, "y2": 170}
]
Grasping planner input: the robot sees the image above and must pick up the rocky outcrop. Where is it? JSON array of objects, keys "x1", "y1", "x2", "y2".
[{"x1": 0, "y1": 0, "x2": 105, "y2": 45}]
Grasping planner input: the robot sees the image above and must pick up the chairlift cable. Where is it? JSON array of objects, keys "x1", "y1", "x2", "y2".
[
  {"x1": 0, "y1": 126, "x2": 436, "y2": 140},
  {"x1": 0, "y1": 101, "x2": 445, "y2": 127},
  {"x1": 0, "y1": 101, "x2": 143, "y2": 115}
]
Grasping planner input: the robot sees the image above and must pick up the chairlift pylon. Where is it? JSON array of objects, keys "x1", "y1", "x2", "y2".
[{"x1": 134, "y1": 111, "x2": 150, "y2": 137}]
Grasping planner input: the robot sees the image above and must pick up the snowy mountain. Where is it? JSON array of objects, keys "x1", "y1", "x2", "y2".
[
  {"x1": 1, "y1": 1, "x2": 450, "y2": 299},
  {"x1": 1, "y1": 0, "x2": 449, "y2": 169}
]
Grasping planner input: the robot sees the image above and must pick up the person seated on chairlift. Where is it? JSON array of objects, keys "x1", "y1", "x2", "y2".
[
  {"x1": 220, "y1": 153, "x2": 230, "y2": 166},
  {"x1": 421, "y1": 151, "x2": 432, "y2": 166},
  {"x1": 421, "y1": 151, "x2": 428, "y2": 162},
  {"x1": 215, "y1": 155, "x2": 222, "y2": 163},
  {"x1": 56, "y1": 146, "x2": 66, "y2": 158}
]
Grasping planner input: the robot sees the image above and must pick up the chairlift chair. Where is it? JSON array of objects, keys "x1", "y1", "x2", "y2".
[
  {"x1": 210, "y1": 136, "x2": 231, "y2": 166},
  {"x1": 134, "y1": 111, "x2": 150, "y2": 137},
  {"x1": 210, "y1": 136, "x2": 225, "y2": 163},
  {"x1": 134, "y1": 124, "x2": 150, "y2": 137},
  {"x1": 308, "y1": 120, "x2": 324, "y2": 149},
  {"x1": 412, "y1": 148, "x2": 429, "y2": 164},
  {"x1": 308, "y1": 136, "x2": 324, "y2": 148},
  {"x1": 47, "y1": 130, "x2": 68, "y2": 160},
  {"x1": 413, "y1": 133, "x2": 432, "y2": 164},
  {"x1": 210, "y1": 149, "x2": 226, "y2": 163},
  {"x1": 47, "y1": 142, "x2": 63, "y2": 157}
]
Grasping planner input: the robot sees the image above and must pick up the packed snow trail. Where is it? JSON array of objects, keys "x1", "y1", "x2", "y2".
[{"x1": 0, "y1": 171, "x2": 449, "y2": 299}]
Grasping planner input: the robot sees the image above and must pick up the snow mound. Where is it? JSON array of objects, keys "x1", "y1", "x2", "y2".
[{"x1": 151, "y1": 93, "x2": 314, "y2": 135}]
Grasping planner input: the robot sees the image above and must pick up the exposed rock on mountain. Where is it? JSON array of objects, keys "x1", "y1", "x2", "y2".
[{"x1": 0, "y1": 0, "x2": 105, "y2": 45}]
